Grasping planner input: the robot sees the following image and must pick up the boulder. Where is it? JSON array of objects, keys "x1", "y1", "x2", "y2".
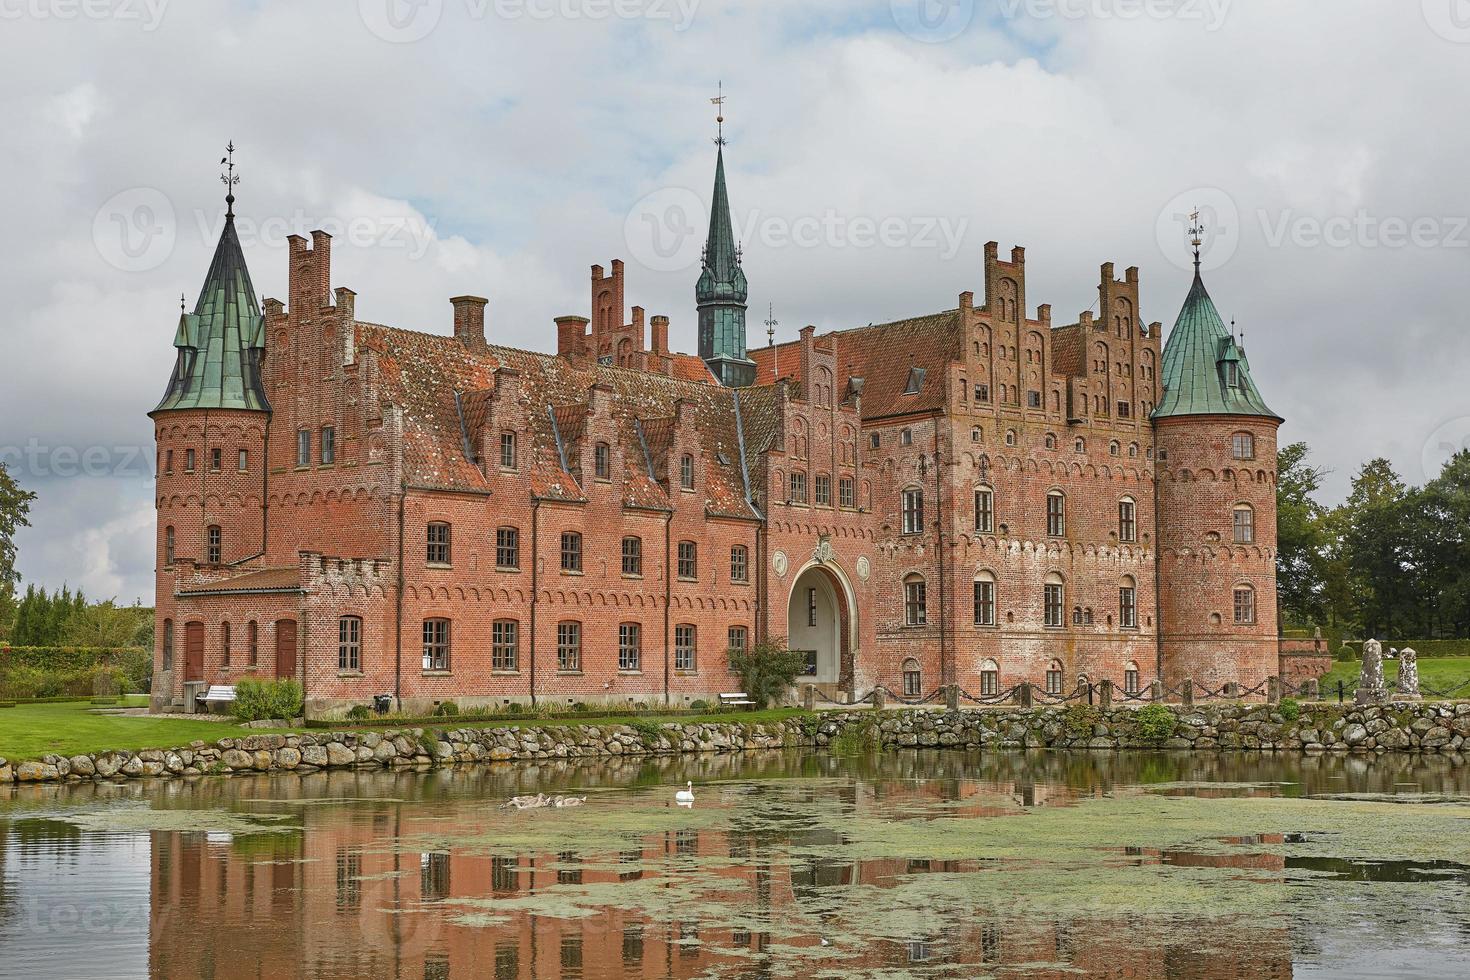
[
  {"x1": 0, "y1": 765, "x2": 11, "y2": 784},
  {"x1": 16, "y1": 761, "x2": 58, "y2": 782},
  {"x1": 221, "y1": 749, "x2": 253, "y2": 771},
  {"x1": 277, "y1": 747, "x2": 302, "y2": 769},
  {"x1": 301, "y1": 745, "x2": 328, "y2": 767},
  {"x1": 68, "y1": 755, "x2": 97, "y2": 777},
  {"x1": 325, "y1": 743, "x2": 355, "y2": 767}
]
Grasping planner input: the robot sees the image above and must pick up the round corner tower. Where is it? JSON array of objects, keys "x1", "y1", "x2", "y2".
[
  {"x1": 149, "y1": 197, "x2": 271, "y2": 708},
  {"x1": 1153, "y1": 264, "x2": 1282, "y2": 691}
]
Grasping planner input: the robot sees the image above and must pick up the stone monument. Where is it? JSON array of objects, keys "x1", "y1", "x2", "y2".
[
  {"x1": 1396, "y1": 647, "x2": 1421, "y2": 701},
  {"x1": 1355, "y1": 638, "x2": 1387, "y2": 705}
]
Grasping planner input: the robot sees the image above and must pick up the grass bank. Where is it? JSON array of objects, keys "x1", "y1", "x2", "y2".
[{"x1": 1317, "y1": 656, "x2": 1470, "y2": 697}]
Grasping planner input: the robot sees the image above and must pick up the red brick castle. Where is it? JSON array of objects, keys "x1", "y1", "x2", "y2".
[{"x1": 151, "y1": 144, "x2": 1281, "y2": 716}]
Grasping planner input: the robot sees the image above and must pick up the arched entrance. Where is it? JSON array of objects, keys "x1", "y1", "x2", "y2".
[{"x1": 787, "y1": 561, "x2": 854, "y2": 686}]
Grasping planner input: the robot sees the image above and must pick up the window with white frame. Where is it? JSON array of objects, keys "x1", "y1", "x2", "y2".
[
  {"x1": 973, "y1": 572, "x2": 996, "y2": 626},
  {"x1": 1044, "y1": 574, "x2": 1065, "y2": 628},
  {"x1": 1046, "y1": 491, "x2": 1065, "y2": 537},
  {"x1": 975, "y1": 486, "x2": 994, "y2": 533},
  {"x1": 1119, "y1": 576, "x2": 1138, "y2": 629},
  {"x1": 1233, "y1": 505, "x2": 1254, "y2": 544},
  {"x1": 338, "y1": 616, "x2": 362, "y2": 672},
  {"x1": 904, "y1": 575, "x2": 927, "y2": 626},
  {"x1": 618, "y1": 622, "x2": 642, "y2": 671},
  {"x1": 492, "y1": 619, "x2": 518, "y2": 671},
  {"x1": 1118, "y1": 497, "x2": 1137, "y2": 543},
  {"x1": 674, "y1": 624, "x2": 696, "y2": 672},
  {"x1": 422, "y1": 619, "x2": 450, "y2": 671},
  {"x1": 901, "y1": 487, "x2": 924, "y2": 535},
  {"x1": 557, "y1": 621, "x2": 581, "y2": 672}
]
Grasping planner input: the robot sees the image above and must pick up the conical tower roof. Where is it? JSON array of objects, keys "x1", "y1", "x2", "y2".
[
  {"x1": 1154, "y1": 268, "x2": 1278, "y2": 421},
  {"x1": 695, "y1": 146, "x2": 747, "y2": 303},
  {"x1": 153, "y1": 211, "x2": 269, "y2": 414}
]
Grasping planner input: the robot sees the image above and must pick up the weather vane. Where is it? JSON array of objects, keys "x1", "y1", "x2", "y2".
[
  {"x1": 1188, "y1": 207, "x2": 1204, "y2": 269},
  {"x1": 765, "y1": 302, "x2": 779, "y2": 376},
  {"x1": 221, "y1": 140, "x2": 239, "y2": 217},
  {"x1": 710, "y1": 81, "x2": 726, "y2": 146}
]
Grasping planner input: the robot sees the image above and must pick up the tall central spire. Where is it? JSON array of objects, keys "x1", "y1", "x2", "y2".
[{"x1": 696, "y1": 86, "x2": 754, "y2": 387}]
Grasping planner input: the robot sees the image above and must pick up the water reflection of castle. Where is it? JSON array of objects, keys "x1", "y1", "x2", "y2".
[{"x1": 142, "y1": 758, "x2": 1306, "y2": 980}]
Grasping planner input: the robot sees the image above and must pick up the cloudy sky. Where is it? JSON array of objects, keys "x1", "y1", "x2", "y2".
[{"x1": 2, "y1": 0, "x2": 1468, "y2": 604}]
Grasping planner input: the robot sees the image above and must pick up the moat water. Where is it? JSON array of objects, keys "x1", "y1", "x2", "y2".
[{"x1": 2, "y1": 750, "x2": 1469, "y2": 979}]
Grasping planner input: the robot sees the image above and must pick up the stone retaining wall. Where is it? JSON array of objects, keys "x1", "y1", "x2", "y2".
[{"x1": 4, "y1": 700, "x2": 1469, "y2": 785}]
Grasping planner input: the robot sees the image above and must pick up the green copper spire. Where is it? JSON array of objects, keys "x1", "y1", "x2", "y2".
[
  {"x1": 153, "y1": 153, "x2": 270, "y2": 415},
  {"x1": 696, "y1": 141, "x2": 755, "y2": 387},
  {"x1": 1153, "y1": 267, "x2": 1278, "y2": 421}
]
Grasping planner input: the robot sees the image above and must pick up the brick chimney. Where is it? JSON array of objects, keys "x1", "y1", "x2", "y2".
[
  {"x1": 650, "y1": 315, "x2": 669, "y2": 355},
  {"x1": 556, "y1": 315, "x2": 590, "y2": 359},
  {"x1": 451, "y1": 295, "x2": 488, "y2": 348}
]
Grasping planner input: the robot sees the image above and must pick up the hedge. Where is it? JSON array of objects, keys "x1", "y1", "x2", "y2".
[
  {"x1": 1, "y1": 646, "x2": 150, "y2": 671},
  {"x1": 0, "y1": 646, "x2": 152, "y2": 699},
  {"x1": 1337, "y1": 640, "x2": 1470, "y2": 659}
]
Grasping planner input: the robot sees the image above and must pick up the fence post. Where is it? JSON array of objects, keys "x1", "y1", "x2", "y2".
[
  {"x1": 1337, "y1": 679, "x2": 1345, "y2": 704},
  {"x1": 1150, "y1": 679, "x2": 1164, "y2": 702},
  {"x1": 1018, "y1": 682, "x2": 1034, "y2": 709},
  {"x1": 872, "y1": 687, "x2": 886, "y2": 711},
  {"x1": 1224, "y1": 681, "x2": 1240, "y2": 700},
  {"x1": 1181, "y1": 679, "x2": 1195, "y2": 708},
  {"x1": 946, "y1": 684, "x2": 960, "y2": 712},
  {"x1": 1267, "y1": 676, "x2": 1281, "y2": 705},
  {"x1": 1098, "y1": 679, "x2": 1114, "y2": 710},
  {"x1": 803, "y1": 684, "x2": 815, "y2": 712}
]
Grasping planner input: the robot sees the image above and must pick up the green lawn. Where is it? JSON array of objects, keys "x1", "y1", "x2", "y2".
[
  {"x1": 1317, "y1": 656, "x2": 1470, "y2": 699},
  {"x1": 0, "y1": 700, "x2": 293, "y2": 763}
]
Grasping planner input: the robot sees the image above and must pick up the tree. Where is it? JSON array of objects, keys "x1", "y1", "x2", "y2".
[
  {"x1": 1416, "y1": 450, "x2": 1470, "y2": 636},
  {"x1": 1341, "y1": 458, "x2": 1415, "y2": 638},
  {"x1": 1275, "y1": 442, "x2": 1331, "y2": 628},
  {"x1": 0, "y1": 463, "x2": 36, "y2": 637},
  {"x1": 63, "y1": 600, "x2": 148, "y2": 648}
]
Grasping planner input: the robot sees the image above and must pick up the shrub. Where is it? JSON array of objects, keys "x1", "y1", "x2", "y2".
[
  {"x1": 1278, "y1": 698, "x2": 1302, "y2": 722},
  {"x1": 1062, "y1": 703, "x2": 1100, "y2": 740},
  {"x1": 728, "y1": 637, "x2": 806, "y2": 708},
  {"x1": 433, "y1": 701, "x2": 460, "y2": 717},
  {"x1": 505, "y1": 702, "x2": 524, "y2": 715},
  {"x1": 1134, "y1": 703, "x2": 1176, "y2": 743},
  {"x1": 231, "y1": 678, "x2": 304, "y2": 722},
  {"x1": 571, "y1": 702, "x2": 589, "y2": 713},
  {"x1": 689, "y1": 699, "x2": 709, "y2": 710},
  {"x1": 346, "y1": 704, "x2": 372, "y2": 722}
]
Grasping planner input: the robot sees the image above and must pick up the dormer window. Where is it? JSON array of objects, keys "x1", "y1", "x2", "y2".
[
  {"x1": 1224, "y1": 361, "x2": 1240, "y2": 387},
  {"x1": 904, "y1": 366, "x2": 926, "y2": 395}
]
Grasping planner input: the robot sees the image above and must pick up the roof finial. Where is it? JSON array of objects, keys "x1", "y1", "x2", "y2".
[
  {"x1": 220, "y1": 140, "x2": 239, "y2": 218},
  {"x1": 1188, "y1": 206, "x2": 1204, "y2": 272},
  {"x1": 710, "y1": 81, "x2": 726, "y2": 147},
  {"x1": 180, "y1": 292, "x2": 186, "y2": 313},
  {"x1": 765, "y1": 302, "x2": 779, "y2": 376}
]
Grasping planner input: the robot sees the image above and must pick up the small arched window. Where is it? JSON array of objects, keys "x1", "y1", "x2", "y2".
[
  {"x1": 1043, "y1": 573, "x2": 1065, "y2": 628},
  {"x1": 247, "y1": 621, "x2": 258, "y2": 666},
  {"x1": 1118, "y1": 497, "x2": 1137, "y2": 543},
  {"x1": 1233, "y1": 585, "x2": 1257, "y2": 625},
  {"x1": 162, "y1": 619, "x2": 174, "y2": 672},
  {"x1": 1074, "y1": 437, "x2": 1086, "y2": 454},
  {"x1": 904, "y1": 574, "x2": 927, "y2": 626},
  {"x1": 1045, "y1": 659, "x2": 1064, "y2": 695},
  {"x1": 974, "y1": 486, "x2": 994, "y2": 533},
  {"x1": 621, "y1": 535, "x2": 642, "y2": 576},
  {"x1": 1109, "y1": 440, "x2": 1120, "y2": 457},
  {"x1": 164, "y1": 525, "x2": 175, "y2": 564},
  {"x1": 1119, "y1": 575, "x2": 1138, "y2": 629},
  {"x1": 979, "y1": 658, "x2": 1000, "y2": 697},
  {"x1": 206, "y1": 525, "x2": 222, "y2": 564},
  {"x1": 971, "y1": 426, "x2": 982, "y2": 443},
  {"x1": 973, "y1": 570, "x2": 996, "y2": 626},
  {"x1": 221, "y1": 621, "x2": 232, "y2": 666},
  {"x1": 1124, "y1": 660, "x2": 1141, "y2": 695},
  {"x1": 1046, "y1": 491, "x2": 1065, "y2": 537},
  {"x1": 680, "y1": 453, "x2": 695, "y2": 490},
  {"x1": 1005, "y1": 429, "x2": 1017, "y2": 447},
  {"x1": 1044, "y1": 433, "x2": 1056, "y2": 450},
  {"x1": 1233, "y1": 504, "x2": 1255, "y2": 544},
  {"x1": 902, "y1": 658, "x2": 922, "y2": 697}
]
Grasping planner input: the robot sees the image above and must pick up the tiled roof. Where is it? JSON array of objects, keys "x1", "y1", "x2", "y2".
[
  {"x1": 177, "y1": 567, "x2": 302, "y2": 595},
  {"x1": 358, "y1": 324, "x2": 763, "y2": 520},
  {"x1": 1155, "y1": 271, "x2": 1279, "y2": 421},
  {"x1": 833, "y1": 311, "x2": 962, "y2": 419}
]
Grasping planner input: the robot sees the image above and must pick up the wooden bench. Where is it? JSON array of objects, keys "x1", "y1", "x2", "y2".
[
  {"x1": 195, "y1": 685, "x2": 237, "y2": 712},
  {"x1": 719, "y1": 692, "x2": 757, "y2": 709}
]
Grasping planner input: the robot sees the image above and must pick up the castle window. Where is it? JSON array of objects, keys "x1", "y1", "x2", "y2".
[
  {"x1": 975, "y1": 487, "x2": 994, "y2": 533},
  {"x1": 901, "y1": 487, "x2": 924, "y2": 535},
  {"x1": 221, "y1": 621, "x2": 232, "y2": 666},
  {"x1": 1045, "y1": 659, "x2": 1064, "y2": 695},
  {"x1": 496, "y1": 526, "x2": 519, "y2": 569},
  {"x1": 976, "y1": 383, "x2": 989, "y2": 402},
  {"x1": 1044, "y1": 433, "x2": 1056, "y2": 450},
  {"x1": 869, "y1": 432, "x2": 880, "y2": 450},
  {"x1": 1044, "y1": 574, "x2": 1065, "y2": 628},
  {"x1": 164, "y1": 449, "x2": 173, "y2": 474},
  {"x1": 904, "y1": 367, "x2": 926, "y2": 394},
  {"x1": 674, "y1": 624, "x2": 697, "y2": 672},
  {"x1": 185, "y1": 448, "x2": 196, "y2": 472},
  {"x1": 680, "y1": 453, "x2": 695, "y2": 490},
  {"x1": 728, "y1": 625, "x2": 748, "y2": 655},
  {"x1": 338, "y1": 616, "x2": 361, "y2": 672},
  {"x1": 560, "y1": 532, "x2": 582, "y2": 573},
  {"x1": 677, "y1": 540, "x2": 697, "y2": 580},
  {"x1": 618, "y1": 622, "x2": 642, "y2": 671},
  {"x1": 1120, "y1": 577, "x2": 1138, "y2": 629},
  {"x1": 1233, "y1": 505, "x2": 1255, "y2": 544},
  {"x1": 164, "y1": 525, "x2": 175, "y2": 564},
  {"x1": 320, "y1": 426, "x2": 335, "y2": 465},
  {"x1": 900, "y1": 428, "x2": 913, "y2": 447},
  {"x1": 979, "y1": 659, "x2": 999, "y2": 697},
  {"x1": 730, "y1": 545, "x2": 749, "y2": 583},
  {"x1": 1117, "y1": 401, "x2": 1131, "y2": 419},
  {"x1": 902, "y1": 658, "x2": 922, "y2": 697},
  {"x1": 839, "y1": 476, "x2": 856, "y2": 509},
  {"x1": 621, "y1": 535, "x2": 642, "y2": 576},
  {"x1": 1128, "y1": 443, "x2": 1139, "y2": 458},
  {"x1": 247, "y1": 621, "x2": 258, "y2": 665},
  {"x1": 422, "y1": 618, "x2": 451, "y2": 671},
  {"x1": 789, "y1": 470, "x2": 807, "y2": 504},
  {"x1": 973, "y1": 572, "x2": 996, "y2": 626},
  {"x1": 1073, "y1": 606, "x2": 1084, "y2": 626},
  {"x1": 1005, "y1": 429, "x2": 1016, "y2": 447},
  {"x1": 904, "y1": 575, "x2": 927, "y2": 626},
  {"x1": 594, "y1": 442, "x2": 611, "y2": 480},
  {"x1": 161, "y1": 619, "x2": 173, "y2": 672},
  {"x1": 1124, "y1": 660, "x2": 1141, "y2": 695},
  {"x1": 972, "y1": 426, "x2": 982, "y2": 442},
  {"x1": 1233, "y1": 586, "x2": 1256, "y2": 625},
  {"x1": 556, "y1": 621, "x2": 581, "y2": 672},
  {"x1": 426, "y1": 522, "x2": 451, "y2": 565},
  {"x1": 1118, "y1": 497, "x2": 1137, "y2": 542},
  {"x1": 1046, "y1": 491, "x2": 1065, "y2": 537},
  {"x1": 1027, "y1": 390, "x2": 1041, "y2": 409},
  {"x1": 210, "y1": 447, "x2": 221, "y2": 472},
  {"x1": 1110, "y1": 440, "x2": 1120, "y2": 456},
  {"x1": 492, "y1": 619, "x2": 519, "y2": 672},
  {"x1": 1232, "y1": 432, "x2": 1255, "y2": 460},
  {"x1": 960, "y1": 378, "x2": 968, "y2": 399},
  {"x1": 1224, "y1": 361, "x2": 1240, "y2": 387},
  {"x1": 296, "y1": 430, "x2": 310, "y2": 468},
  {"x1": 206, "y1": 525, "x2": 221, "y2": 564},
  {"x1": 808, "y1": 588, "x2": 817, "y2": 626},
  {"x1": 815, "y1": 473, "x2": 832, "y2": 507},
  {"x1": 238, "y1": 449, "x2": 248, "y2": 471},
  {"x1": 500, "y1": 431, "x2": 517, "y2": 470},
  {"x1": 1074, "y1": 437, "x2": 1085, "y2": 454}
]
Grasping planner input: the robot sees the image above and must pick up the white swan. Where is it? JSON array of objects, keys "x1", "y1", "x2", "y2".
[{"x1": 675, "y1": 781, "x2": 695, "y2": 804}]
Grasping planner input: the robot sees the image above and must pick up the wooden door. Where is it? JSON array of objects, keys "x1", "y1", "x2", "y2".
[
  {"x1": 184, "y1": 622, "x2": 204, "y2": 681},
  {"x1": 275, "y1": 620, "x2": 297, "y2": 680}
]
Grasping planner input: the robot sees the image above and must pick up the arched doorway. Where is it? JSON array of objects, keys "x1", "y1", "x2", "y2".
[{"x1": 787, "y1": 562, "x2": 853, "y2": 685}]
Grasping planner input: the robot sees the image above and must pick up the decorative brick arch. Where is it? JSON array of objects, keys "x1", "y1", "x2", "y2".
[{"x1": 786, "y1": 558, "x2": 858, "y2": 692}]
